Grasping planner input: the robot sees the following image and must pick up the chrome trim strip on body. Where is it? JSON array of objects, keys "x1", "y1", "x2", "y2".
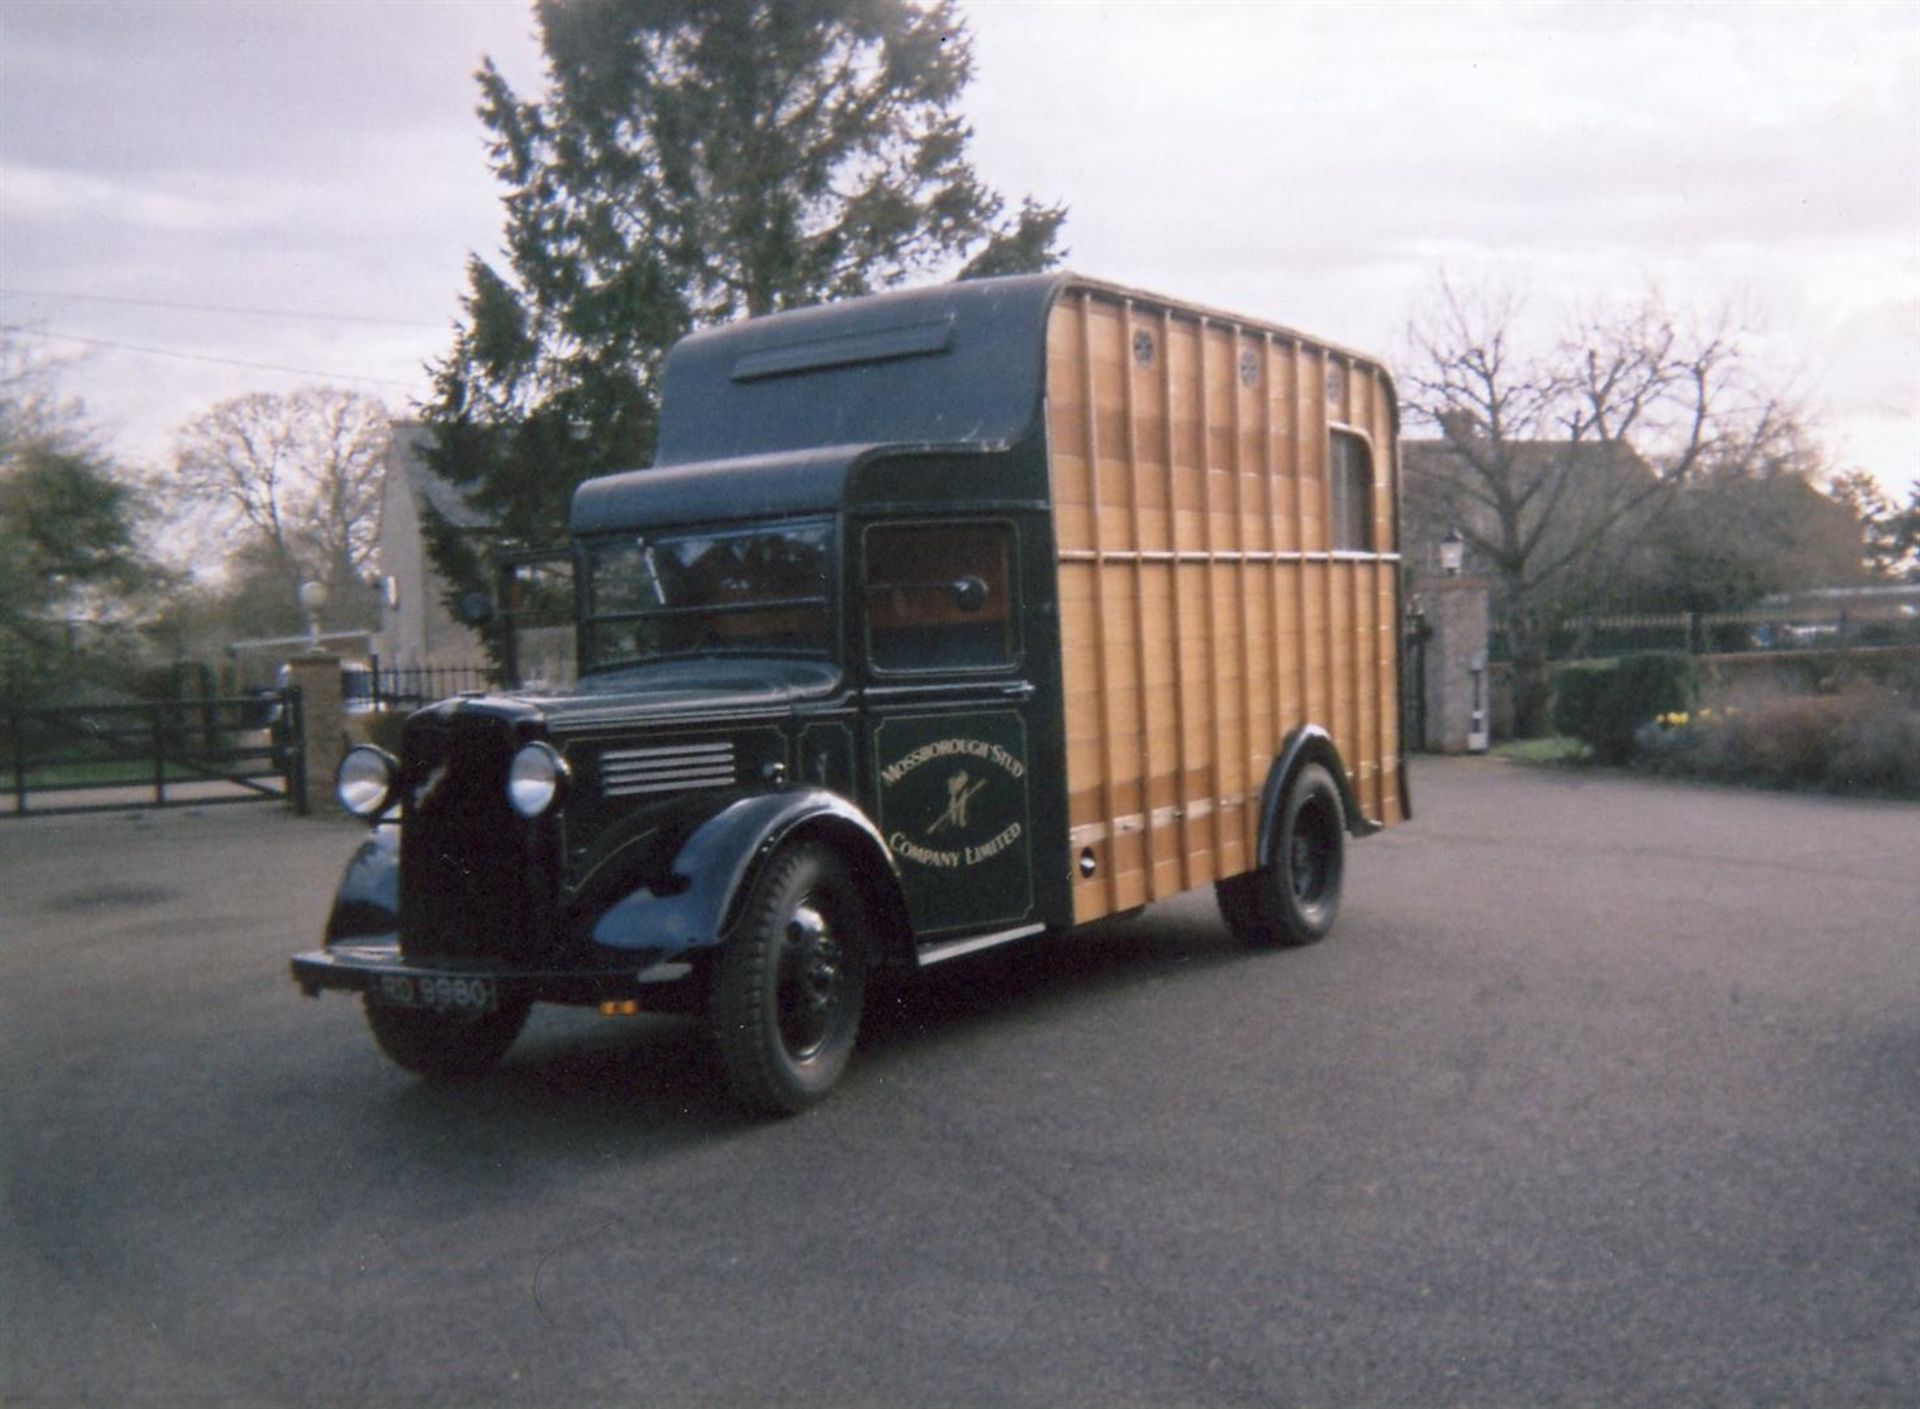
[
  {"x1": 602, "y1": 742, "x2": 735, "y2": 762},
  {"x1": 916, "y1": 923, "x2": 1046, "y2": 967}
]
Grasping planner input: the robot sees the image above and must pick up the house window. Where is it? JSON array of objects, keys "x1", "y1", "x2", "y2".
[
  {"x1": 1329, "y1": 431, "x2": 1374, "y2": 553},
  {"x1": 865, "y1": 522, "x2": 1016, "y2": 672}
]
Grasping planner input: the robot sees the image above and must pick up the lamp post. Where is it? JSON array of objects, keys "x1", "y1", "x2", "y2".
[
  {"x1": 298, "y1": 580, "x2": 329, "y2": 650},
  {"x1": 1439, "y1": 527, "x2": 1465, "y2": 577}
]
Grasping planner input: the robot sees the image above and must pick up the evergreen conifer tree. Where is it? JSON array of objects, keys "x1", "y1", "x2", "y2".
[{"x1": 423, "y1": 0, "x2": 1066, "y2": 605}]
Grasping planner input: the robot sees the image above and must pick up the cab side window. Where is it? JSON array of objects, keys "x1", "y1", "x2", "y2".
[{"x1": 865, "y1": 522, "x2": 1017, "y2": 672}]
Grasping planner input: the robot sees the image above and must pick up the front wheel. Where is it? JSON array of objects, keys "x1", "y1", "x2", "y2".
[
  {"x1": 1215, "y1": 762, "x2": 1346, "y2": 947},
  {"x1": 362, "y1": 996, "x2": 531, "y2": 1080},
  {"x1": 710, "y1": 842, "x2": 871, "y2": 1116}
]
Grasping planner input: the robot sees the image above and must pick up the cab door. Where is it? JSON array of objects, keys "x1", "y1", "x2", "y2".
[{"x1": 858, "y1": 518, "x2": 1038, "y2": 945}]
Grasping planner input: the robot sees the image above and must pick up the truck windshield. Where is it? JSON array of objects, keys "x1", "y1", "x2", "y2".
[{"x1": 582, "y1": 521, "x2": 832, "y2": 669}]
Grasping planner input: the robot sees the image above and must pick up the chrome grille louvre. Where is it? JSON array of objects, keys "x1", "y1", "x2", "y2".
[{"x1": 600, "y1": 740, "x2": 737, "y2": 798}]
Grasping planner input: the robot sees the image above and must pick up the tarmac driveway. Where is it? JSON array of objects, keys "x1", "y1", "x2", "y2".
[{"x1": 2, "y1": 760, "x2": 1916, "y2": 1406}]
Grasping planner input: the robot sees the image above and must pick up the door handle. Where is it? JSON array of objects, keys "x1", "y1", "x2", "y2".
[{"x1": 1000, "y1": 682, "x2": 1035, "y2": 701}]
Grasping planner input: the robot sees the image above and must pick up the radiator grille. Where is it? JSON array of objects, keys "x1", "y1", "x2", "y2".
[
  {"x1": 600, "y1": 741, "x2": 737, "y2": 798},
  {"x1": 397, "y1": 713, "x2": 538, "y2": 961}
]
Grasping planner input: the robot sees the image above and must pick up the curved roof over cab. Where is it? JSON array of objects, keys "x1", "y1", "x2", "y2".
[
  {"x1": 653, "y1": 272, "x2": 1066, "y2": 469},
  {"x1": 571, "y1": 442, "x2": 864, "y2": 536},
  {"x1": 571, "y1": 273, "x2": 1067, "y2": 537}
]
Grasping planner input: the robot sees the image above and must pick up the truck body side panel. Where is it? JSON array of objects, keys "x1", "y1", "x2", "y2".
[{"x1": 1045, "y1": 281, "x2": 1405, "y2": 926}]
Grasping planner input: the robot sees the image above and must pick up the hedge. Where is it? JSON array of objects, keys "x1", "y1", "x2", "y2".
[{"x1": 1551, "y1": 653, "x2": 1698, "y2": 765}]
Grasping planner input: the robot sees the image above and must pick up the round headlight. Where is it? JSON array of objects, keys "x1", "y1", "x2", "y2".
[
  {"x1": 337, "y1": 745, "x2": 397, "y2": 818},
  {"x1": 508, "y1": 742, "x2": 569, "y2": 819}
]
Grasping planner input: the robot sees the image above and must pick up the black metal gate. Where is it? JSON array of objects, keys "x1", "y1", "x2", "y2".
[
  {"x1": 1404, "y1": 610, "x2": 1430, "y2": 754},
  {"x1": 4, "y1": 689, "x2": 305, "y2": 818}
]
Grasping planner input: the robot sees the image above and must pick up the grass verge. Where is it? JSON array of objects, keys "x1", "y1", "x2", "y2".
[{"x1": 1492, "y1": 736, "x2": 1589, "y2": 765}]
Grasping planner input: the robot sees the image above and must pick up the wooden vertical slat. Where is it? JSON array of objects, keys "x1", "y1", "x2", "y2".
[
  {"x1": 1364, "y1": 373, "x2": 1385, "y2": 822},
  {"x1": 1263, "y1": 333, "x2": 1286, "y2": 790},
  {"x1": 1233, "y1": 330, "x2": 1258, "y2": 865},
  {"x1": 1349, "y1": 367, "x2": 1372, "y2": 822},
  {"x1": 1196, "y1": 319, "x2": 1225, "y2": 881},
  {"x1": 1076, "y1": 293, "x2": 1122, "y2": 917},
  {"x1": 1261, "y1": 334, "x2": 1285, "y2": 860},
  {"x1": 1336, "y1": 361, "x2": 1366, "y2": 822},
  {"x1": 1318, "y1": 353, "x2": 1342, "y2": 794},
  {"x1": 1121, "y1": 299, "x2": 1157, "y2": 906},
  {"x1": 1373, "y1": 369, "x2": 1401, "y2": 823},
  {"x1": 1159, "y1": 309, "x2": 1193, "y2": 895},
  {"x1": 1290, "y1": 342, "x2": 1315, "y2": 741}
]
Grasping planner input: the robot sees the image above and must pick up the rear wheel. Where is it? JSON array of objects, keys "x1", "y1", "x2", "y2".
[
  {"x1": 710, "y1": 842, "x2": 870, "y2": 1116},
  {"x1": 362, "y1": 996, "x2": 530, "y2": 1080},
  {"x1": 1215, "y1": 762, "x2": 1346, "y2": 947}
]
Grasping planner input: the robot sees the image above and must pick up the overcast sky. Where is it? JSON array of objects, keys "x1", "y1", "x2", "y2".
[{"x1": 2, "y1": 0, "x2": 1915, "y2": 494}]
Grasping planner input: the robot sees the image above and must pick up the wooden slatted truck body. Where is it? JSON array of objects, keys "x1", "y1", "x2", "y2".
[{"x1": 293, "y1": 272, "x2": 1408, "y2": 1113}]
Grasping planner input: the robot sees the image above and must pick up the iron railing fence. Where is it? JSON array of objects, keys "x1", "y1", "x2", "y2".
[
  {"x1": 364, "y1": 658, "x2": 501, "y2": 712},
  {"x1": 1490, "y1": 607, "x2": 1920, "y2": 664}
]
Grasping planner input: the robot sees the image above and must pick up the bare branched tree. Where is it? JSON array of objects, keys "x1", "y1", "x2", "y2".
[
  {"x1": 171, "y1": 387, "x2": 389, "y2": 621},
  {"x1": 1402, "y1": 274, "x2": 1758, "y2": 733}
]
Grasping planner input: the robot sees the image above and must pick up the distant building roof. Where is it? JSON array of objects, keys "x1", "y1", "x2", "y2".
[{"x1": 1401, "y1": 437, "x2": 1655, "y2": 484}]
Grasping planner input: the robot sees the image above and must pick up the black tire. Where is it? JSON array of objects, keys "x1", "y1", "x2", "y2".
[
  {"x1": 363, "y1": 995, "x2": 531, "y2": 1080},
  {"x1": 710, "y1": 842, "x2": 870, "y2": 1116},
  {"x1": 1215, "y1": 762, "x2": 1345, "y2": 947}
]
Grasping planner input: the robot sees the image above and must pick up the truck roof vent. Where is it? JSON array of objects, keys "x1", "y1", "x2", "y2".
[{"x1": 732, "y1": 316, "x2": 954, "y2": 382}]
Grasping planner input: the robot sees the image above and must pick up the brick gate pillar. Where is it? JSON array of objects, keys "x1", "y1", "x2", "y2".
[
  {"x1": 1413, "y1": 574, "x2": 1492, "y2": 754},
  {"x1": 284, "y1": 652, "x2": 345, "y2": 814}
]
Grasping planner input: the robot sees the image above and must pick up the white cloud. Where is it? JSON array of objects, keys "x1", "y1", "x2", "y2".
[{"x1": 1, "y1": 164, "x2": 226, "y2": 233}]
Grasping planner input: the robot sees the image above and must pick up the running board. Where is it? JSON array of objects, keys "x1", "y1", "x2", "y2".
[{"x1": 915, "y1": 923, "x2": 1046, "y2": 968}]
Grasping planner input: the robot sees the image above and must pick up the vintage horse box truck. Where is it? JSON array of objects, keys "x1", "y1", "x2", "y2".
[{"x1": 292, "y1": 272, "x2": 1409, "y2": 1113}]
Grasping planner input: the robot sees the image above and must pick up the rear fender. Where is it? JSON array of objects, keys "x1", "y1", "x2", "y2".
[
  {"x1": 1254, "y1": 726, "x2": 1379, "y2": 871},
  {"x1": 586, "y1": 789, "x2": 913, "y2": 963}
]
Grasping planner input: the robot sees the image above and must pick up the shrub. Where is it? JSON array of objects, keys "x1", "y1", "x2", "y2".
[
  {"x1": 1550, "y1": 662, "x2": 1610, "y2": 749},
  {"x1": 1650, "y1": 690, "x2": 1920, "y2": 796},
  {"x1": 1739, "y1": 696, "x2": 1839, "y2": 788},
  {"x1": 1552, "y1": 653, "x2": 1697, "y2": 765},
  {"x1": 1819, "y1": 693, "x2": 1920, "y2": 794}
]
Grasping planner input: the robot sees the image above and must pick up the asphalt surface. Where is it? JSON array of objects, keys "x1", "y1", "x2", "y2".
[{"x1": 2, "y1": 759, "x2": 1916, "y2": 1408}]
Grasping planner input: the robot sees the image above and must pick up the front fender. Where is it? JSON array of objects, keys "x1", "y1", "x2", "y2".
[
  {"x1": 586, "y1": 789, "x2": 907, "y2": 955},
  {"x1": 324, "y1": 824, "x2": 399, "y2": 943}
]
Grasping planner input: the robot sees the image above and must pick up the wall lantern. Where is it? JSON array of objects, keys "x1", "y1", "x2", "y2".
[
  {"x1": 1439, "y1": 527, "x2": 1466, "y2": 577},
  {"x1": 298, "y1": 580, "x2": 329, "y2": 649}
]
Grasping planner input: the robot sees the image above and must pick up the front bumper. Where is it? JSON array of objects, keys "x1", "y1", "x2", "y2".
[{"x1": 291, "y1": 938, "x2": 697, "y2": 1008}]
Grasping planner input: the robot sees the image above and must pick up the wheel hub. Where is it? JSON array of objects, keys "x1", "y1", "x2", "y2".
[
  {"x1": 779, "y1": 903, "x2": 845, "y2": 1057},
  {"x1": 1290, "y1": 802, "x2": 1332, "y2": 903},
  {"x1": 788, "y1": 906, "x2": 841, "y2": 1012}
]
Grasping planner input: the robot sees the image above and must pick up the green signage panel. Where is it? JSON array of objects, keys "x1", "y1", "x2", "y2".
[{"x1": 873, "y1": 710, "x2": 1034, "y2": 936}]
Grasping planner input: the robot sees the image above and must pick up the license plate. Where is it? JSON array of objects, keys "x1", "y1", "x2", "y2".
[{"x1": 375, "y1": 972, "x2": 497, "y2": 1014}]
